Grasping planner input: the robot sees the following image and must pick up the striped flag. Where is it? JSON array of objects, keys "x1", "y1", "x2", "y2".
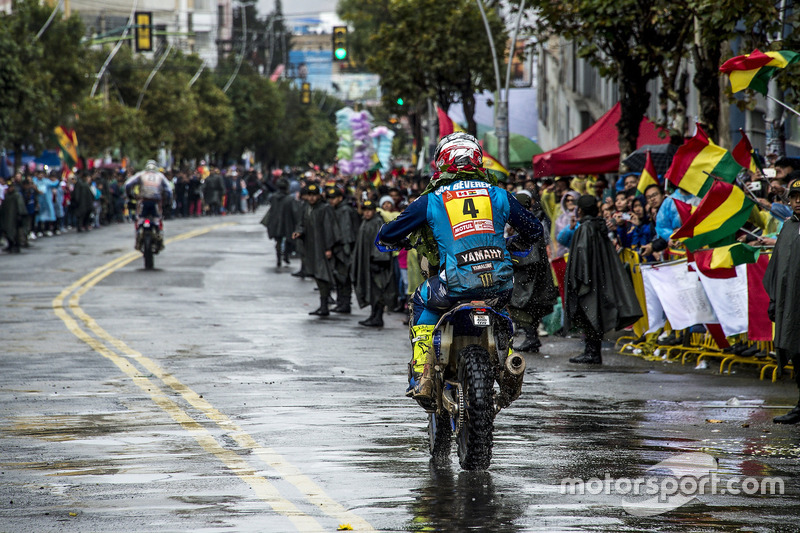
[
  {"x1": 731, "y1": 130, "x2": 760, "y2": 174},
  {"x1": 673, "y1": 198, "x2": 695, "y2": 224},
  {"x1": 636, "y1": 150, "x2": 659, "y2": 194},
  {"x1": 671, "y1": 181, "x2": 755, "y2": 251},
  {"x1": 482, "y1": 153, "x2": 509, "y2": 181},
  {"x1": 54, "y1": 126, "x2": 79, "y2": 168},
  {"x1": 436, "y1": 106, "x2": 465, "y2": 139},
  {"x1": 719, "y1": 49, "x2": 800, "y2": 94},
  {"x1": 665, "y1": 124, "x2": 743, "y2": 197},
  {"x1": 371, "y1": 170, "x2": 382, "y2": 188},
  {"x1": 693, "y1": 243, "x2": 761, "y2": 279},
  {"x1": 746, "y1": 255, "x2": 773, "y2": 341}
]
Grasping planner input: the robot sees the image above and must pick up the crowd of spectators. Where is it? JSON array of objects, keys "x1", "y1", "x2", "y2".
[{"x1": 0, "y1": 164, "x2": 273, "y2": 253}]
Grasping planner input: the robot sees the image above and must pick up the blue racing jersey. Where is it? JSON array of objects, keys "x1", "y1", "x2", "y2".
[{"x1": 378, "y1": 179, "x2": 543, "y2": 296}]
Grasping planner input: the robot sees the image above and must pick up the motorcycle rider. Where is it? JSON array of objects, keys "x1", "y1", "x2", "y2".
[
  {"x1": 377, "y1": 133, "x2": 544, "y2": 404},
  {"x1": 124, "y1": 160, "x2": 172, "y2": 251}
]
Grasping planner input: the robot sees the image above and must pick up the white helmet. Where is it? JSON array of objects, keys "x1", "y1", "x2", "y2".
[
  {"x1": 433, "y1": 132, "x2": 482, "y2": 171},
  {"x1": 144, "y1": 160, "x2": 158, "y2": 172}
]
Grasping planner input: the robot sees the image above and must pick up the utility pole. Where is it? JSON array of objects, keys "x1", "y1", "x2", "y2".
[{"x1": 475, "y1": 0, "x2": 526, "y2": 169}]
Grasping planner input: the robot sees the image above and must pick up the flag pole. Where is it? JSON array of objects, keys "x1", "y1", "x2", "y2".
[
  {"x1": 765, "y1": 94, "x2": 800, "y2": 118},
  {"x1": 739, "y1": 227, "x2": 763, "y2": 239},
  {"x1": 639, "y1": 258, "x2": 688, "y2": 269}
]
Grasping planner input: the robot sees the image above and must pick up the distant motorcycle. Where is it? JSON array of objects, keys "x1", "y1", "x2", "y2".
[
  {"x1": 423, "y1": 300, "x2": 526, "y2": 470},
  {"x1": 136, "y1": 216, "x2": 163, "y2": 270}
]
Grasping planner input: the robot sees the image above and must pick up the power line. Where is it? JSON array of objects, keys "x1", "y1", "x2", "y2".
[
  {"x1": 34, "y1": 0, "x2": 64, "y2": 41},
  {"x1": 223, "y1": 3, "x2": 249, "y2": 93},
  {"x1": 90, "y1": 0, "x2": 138, "y2": 97}
]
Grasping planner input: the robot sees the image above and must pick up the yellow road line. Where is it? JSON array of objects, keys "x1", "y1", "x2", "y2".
[
  {"x1": 50, "y1": 302, "x2": 321, "y2": 531},
  {"x1": 52, "y1": 223, "x2": 373, "y2": 531}
]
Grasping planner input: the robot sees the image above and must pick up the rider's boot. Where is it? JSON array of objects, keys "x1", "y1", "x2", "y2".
[
  {"x1": 406, "y1": 324, "x2": 435, "y2": 403},
  {"x1": 134, "y1": 231, "x2": 142, "y2": 251}
]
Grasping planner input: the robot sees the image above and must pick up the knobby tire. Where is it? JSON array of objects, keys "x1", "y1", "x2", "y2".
[{"x1": 456, "y1": 344, "x2": 494, "y2": 470}]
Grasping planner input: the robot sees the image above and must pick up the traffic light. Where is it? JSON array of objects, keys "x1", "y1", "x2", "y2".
[
  {"x1": 332, "y1": 26, "x2": 348, "y2": 62},
  {"x1": 301, "y1": 82, "x2": 311, "y2": 105},
  {"x1": 396, "y1": 98, "x2": 404, "y2": 106},
  {"x1": 134, "y1": 11, "x2": 153, "y2": 52}
]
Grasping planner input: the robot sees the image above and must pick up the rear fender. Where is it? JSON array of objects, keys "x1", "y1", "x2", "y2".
[{"x1": 432, "y1": 302, "x2": 513, "y2": 368}]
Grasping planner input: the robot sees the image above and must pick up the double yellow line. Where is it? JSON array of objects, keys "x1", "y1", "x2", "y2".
[{"x1": 52, "y1": 223, "x2": 374, "y2": 532}]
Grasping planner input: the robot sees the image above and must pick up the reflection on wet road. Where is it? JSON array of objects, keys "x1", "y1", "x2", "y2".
[{"x1": 1, "y1": 214, "x2": 799, "y2": 532}]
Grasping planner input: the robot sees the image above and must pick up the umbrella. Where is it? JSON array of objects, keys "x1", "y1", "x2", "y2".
[
  {"x1": 621, "y1": 143, "x2": 678, "y2": 175},
  {"x1": 482, "y1": 132, "x2": 543, "y2": 168}
]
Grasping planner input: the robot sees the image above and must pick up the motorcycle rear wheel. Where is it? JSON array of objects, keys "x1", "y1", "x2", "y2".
[
  {"x1": 143, "y1": 232, "x2": 154, "y2": 270},
  {"x1": 456, "y1": 344, "x2": 495, "y2": 470}
]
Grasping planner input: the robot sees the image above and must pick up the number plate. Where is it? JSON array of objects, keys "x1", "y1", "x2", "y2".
[{"x1": 471, "y1": 313, "x2": 491, "y2": 327}]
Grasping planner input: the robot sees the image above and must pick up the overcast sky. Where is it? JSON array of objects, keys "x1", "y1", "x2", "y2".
[{"x1": 256, "y1": 0, "x2": 338, "y2": 17}]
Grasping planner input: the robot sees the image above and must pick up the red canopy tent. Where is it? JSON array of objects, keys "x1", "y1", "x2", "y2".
[{"x1": 533, "y1": 102, "x2": 668, "y2": 177}]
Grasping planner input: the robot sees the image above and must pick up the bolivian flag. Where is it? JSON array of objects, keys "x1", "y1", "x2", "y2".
[
  {"x1": 436, "y1": 106, "x2": 465, "y2": 139},
  {"x1": 482, "y1": 153, "x2": 509, "y2": 181},
  {"x1": 54, "y1": 126, "x2": 79, "y2": 168},
  {"x1": 719, "y1": 49, "x2": 800, "y2": 95},
  {"x1": 671, "y1": 181, "x2": 754, "y2": 252},
  {"x1": 367, "y1": 162, "x2": 383, "y2": 188},
  {"x1": 636, "y1": 150, "x2": 659, "y2": 195},
  {"x1": 665, "y1": 124, "x2": 743, "y2": 198},
  {"x1": 673, "y1": 198, "x2": 696, "y2": 224},
  {"x1": 731, "y1": 130, "x2": 760, "y2": 174},
  {"x1": 694, "y1": 243, "x2": 761, "y2": 279}
]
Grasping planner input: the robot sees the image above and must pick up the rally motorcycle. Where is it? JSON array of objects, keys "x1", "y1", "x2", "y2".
[
  {"x1": 423, "y1": 301, "x2": 525, "y2": 470},
  {"x1": 136, "y1": 216, "x2": 163, "y2": 270}
]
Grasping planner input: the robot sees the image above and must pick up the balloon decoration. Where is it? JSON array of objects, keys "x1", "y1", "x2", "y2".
[
  {"x1": 335, "y1": 107, "x2": 355, "y2": 176},
  {"x1": 336, "y1": 108, "x2": 376, "y2": 176},
  {"x1": 369, "y1": 126, "x2": 395, "y2": 174}
]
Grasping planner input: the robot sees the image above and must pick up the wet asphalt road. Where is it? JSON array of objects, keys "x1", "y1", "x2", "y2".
[{"x1": 2, "y1": 212, "x2": 800, "y2": 533}]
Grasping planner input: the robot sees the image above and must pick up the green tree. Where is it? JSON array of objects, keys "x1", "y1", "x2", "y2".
[
  {"x1": 530, "y1": 0, "x2": 689, "y2": 158},
  {"x1": 157, "y1": 51, "x2": 233, "y2": 162},
  {"x1": 0, "y1": 23, "x2": 34, "y2": 152},
  {"x1": 339, "y1": 0, "x2": 505, "y2": 137},
  {"x1": 74, "y1": 95, "x2": 150, "y2": 160},
  {"x1": 0, "y1": 0, "x2": 89, "y2": 168},
  {"x1": 688, "y1": 0, "x2": 778, "y2": 142},
  {"x1": 274, "y1": 82, "x2": 340, "y2": 167},
  {"x1": 780, "y1": 11, "x2": 800, "y2": 106},
  {"x1": 185, "y1": 73, "x2": 233, "y2": 162},
  {"x1": 220, "y1": 62, "x2": 284, "y2": 166}
]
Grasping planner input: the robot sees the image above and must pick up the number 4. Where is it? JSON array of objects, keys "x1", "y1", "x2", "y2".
[{"x1": 462, "y1": 198, "x2": 479, "y2": 218}]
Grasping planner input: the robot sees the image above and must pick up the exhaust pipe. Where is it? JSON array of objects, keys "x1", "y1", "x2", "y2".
[{"x1": 496, "y1": 353, "x2": 526, "y2": 411}]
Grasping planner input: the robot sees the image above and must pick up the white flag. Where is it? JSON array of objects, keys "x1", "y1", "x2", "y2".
[
  {"x1": 696, "y1": 265, "x2": 749, "y2": 337},
  {"x1": 640, "y1": 267, "x2": 667, "y2": 333},
  {"x1": 644, "y1": 263, "x2": 717, "y2": 330}
]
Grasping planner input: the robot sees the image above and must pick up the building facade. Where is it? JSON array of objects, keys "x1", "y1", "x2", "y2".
[
  {"x1": 536, "y1": 36, "x2": 799, "y2": 159},
  {"x1": 67, "y1": 0, "x2": 232, "y2": 67}
]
